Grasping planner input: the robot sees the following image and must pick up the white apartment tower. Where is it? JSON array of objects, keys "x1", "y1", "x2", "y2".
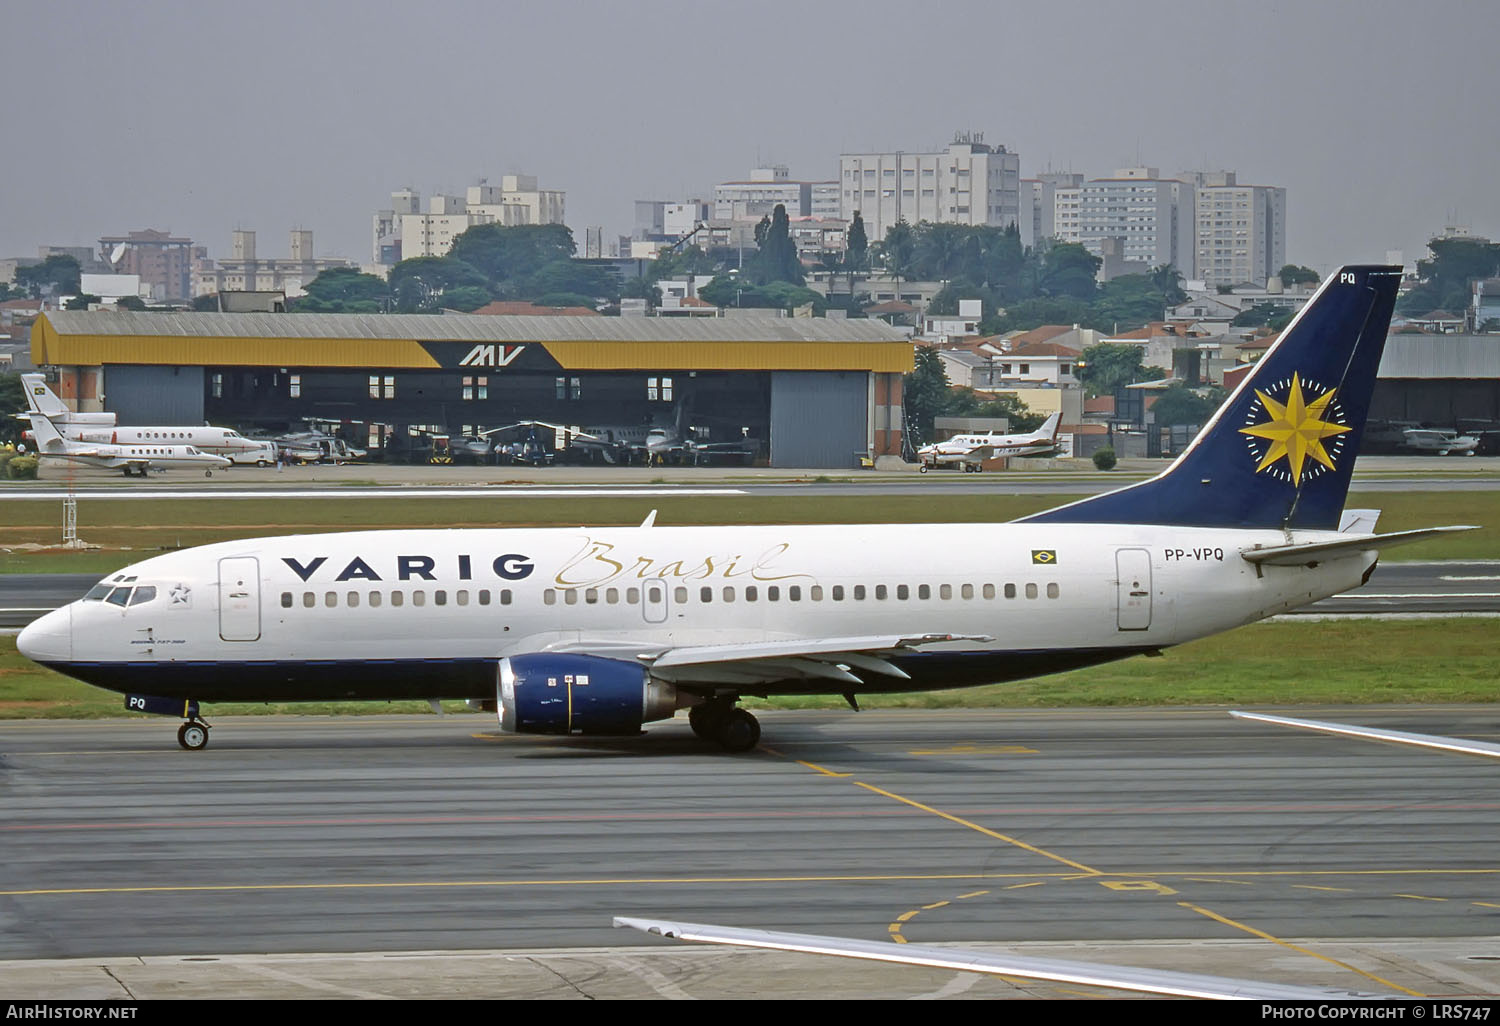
[
  {"x1": 372, "y1": 176, "x2": 566, "y2": 264},
  {"x1": 839, "y1": 135, "x2": 1021, "y2": 240},
  {"x1": 1075, "y1": 167, "x2": 1194, "y2": 273},
  {"x1": 1182, "y1": 171, "x2": 1287, "y2": 287},
  {"x1": 1021, "y1": 171, "x2": 1084, "y2": 248}
]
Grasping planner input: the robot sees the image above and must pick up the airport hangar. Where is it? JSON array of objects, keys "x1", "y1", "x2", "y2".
[{"x1": 29, "y1": 311, "x2": 913, "y2": 468}]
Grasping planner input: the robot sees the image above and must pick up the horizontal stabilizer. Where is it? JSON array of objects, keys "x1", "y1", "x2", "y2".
[
  {"x1": 612, "y1": 916, "x2": 1386, "y2": 1000},
  {"x1": 1240, "y1": 526, "x2": 1477, "y2": 566},
  {"x1": 1231, "y1": 711, "x2": 1500, "y2": 760}
]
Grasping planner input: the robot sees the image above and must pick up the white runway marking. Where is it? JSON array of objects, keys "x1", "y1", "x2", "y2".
[{"x1": 6, "y1": 488, "x2": 748, "y2": 500}]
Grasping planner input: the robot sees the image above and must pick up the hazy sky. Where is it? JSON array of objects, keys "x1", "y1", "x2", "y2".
[{"x1": 3, "y1": 0, "x2": 1496, "y2": 278}]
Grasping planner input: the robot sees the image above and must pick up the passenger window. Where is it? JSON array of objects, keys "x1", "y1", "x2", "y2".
[
  {"x1": 744, "y1": 586, "x2": 757, "y2": 602},
  {"x1": 722, "y1": 587, "x2": 734, "y2": 602},
  {"x1": 875, "y1": 585, "x2": 888, "y2": 600},
  {"x1": 479, "y1": 590, "x2": 491, "y2": 605},
  {"x1": 392, "y1": 591, "x2": 404, "y2": 607},
  {"x1": 961, "y1": 584, "x2": 974, "y2": 600},
  {"x1": 631, "y1": 588, "x2": 644, "y2": 604},
  {"x1": 940, "y1": 584, "x2": 953, "y2": 599},
  {"x1": 281, "y1": 592, "x2": 293, "y2": 608},
  {"x1": 128, "y1": 586, "x2": 156, "y2": 606},
  {"x1": 413, "y1": 591, "x2": 426, "y2": 606},
  {"x1": 457, "y1": 591, "x2": 469, "y2": 606},
  {"x1": 700, "y1": 587, "x2": 712, "y2": 603},
  {"x1": 982, "y1": 584, "x2": 996, "y2": 600},
  {"x1": 606, "y1": 588, "x2": 619, "y2": 604},
  {"x1": 544, "y1": 590, "x2": 556, "y2": 606},
  {"x1": 563, "y1": 590, "x2": 578, "y2": 606},
  {"x1": 347, "y1": 591, "x2": 360, "y2": 608},
  {"x1": 1047, "y1": 583, "x2": 1060, "y2": 599},
  {"x1": 303, "y1": 592, "x2": 315, "y2": 608},
  {"x1": 831, "y1": 585, "x2": 844, "y2": 601},
  {"x1": 370, "y1": 592, "x2": 382, "y2": 607},
  {"x1": 674, "y1": 587, "x2": 687, "y2": 603},
  {"x1": 435, "y1": 590, "x2": 447, "y2": 606},
  {"x1": 810, "y1": 585, "x2": 823, "y2": 601},
  {"x1": 1025, "y1": 583, "x2": 1038, "y2": 599},
  {"x1": 501, "y1": 590, "x2": 512, "y2": 605},
  {"x1": 325, "y1": 592, "x2": 337, "y2": 607},
  {"x1": 1005, "y1": 583, "x2": 1017, "y2": 599},
  {"x1": 585, "y1": 589, "x2": 599, "y2": 604},
  {"x1": 768, "y1": 586, "x2": 780, "y2": 601},
  {"x1": 918, "y1": 584, "x2": 930, "y2": 600},
  {"x1": 853, "y1": 585, "x2": 866, "y2": 600},
  {"x1": 897, "y1": 585, "x2": 909, "y2": 600}
]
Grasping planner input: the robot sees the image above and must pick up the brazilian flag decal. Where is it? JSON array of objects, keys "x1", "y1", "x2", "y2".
[{"x1": 1031, "y1": 550, "x2": 1057, "y2": 565}]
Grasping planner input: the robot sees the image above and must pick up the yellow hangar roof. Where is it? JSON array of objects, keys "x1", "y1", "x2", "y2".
[{"x1": 32, "y1": 311, "x2": 914, "y2": 373}]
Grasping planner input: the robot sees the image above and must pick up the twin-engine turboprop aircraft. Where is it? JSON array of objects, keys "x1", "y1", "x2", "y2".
[
  {"x1": 916, "y1": 411, "x2": 1062, "y2": 472},
  {"x1": 17, "y1": 266, "x2": 1472, "y2": 751}
]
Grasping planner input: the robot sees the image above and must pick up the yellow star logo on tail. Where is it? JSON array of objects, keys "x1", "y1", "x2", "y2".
[{"x1": 1238, "y1": 372, "x2": 1350, "y2": 485}]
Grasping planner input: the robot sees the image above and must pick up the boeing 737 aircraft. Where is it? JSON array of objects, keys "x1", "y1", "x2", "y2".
[
  {"x1": 916, "y1": 411, "x2": 1062, "y2": 472},
  {"x1": 26, "y1": 413, "x2": 232, "y2": 477},
  {"x1": 20, "y1": 374, "x2": 274, "y2": 464},
  {"x1": 17, "y1": 266, "x2": 1471, "y2": 752}
]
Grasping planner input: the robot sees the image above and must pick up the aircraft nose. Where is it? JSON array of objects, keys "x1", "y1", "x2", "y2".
[{"x1": 17, "y1": 605, "x2": 72, "y2": 663}]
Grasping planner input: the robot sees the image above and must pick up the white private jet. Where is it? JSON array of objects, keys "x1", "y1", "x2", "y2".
[
  {"x1": 26, "y1": 412, "x2": 232, "y2": 477},
  {"x1": 20, "y1": 374, "x2": 275, "y2": 465},
  {"x1": 18, "y1": 266, "x2": 1472, "y2": 753},
  {"x1": 917, "y1": 411, "x2": 1062, "y2": 472}
]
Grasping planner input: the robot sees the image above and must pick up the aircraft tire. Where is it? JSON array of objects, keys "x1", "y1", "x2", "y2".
[
  {"x1": 919, "y1": 464, "x2": 928, "y2": 474},
  {"x1": 688, "y1": 703, "x2": 730, "y2": 740},
  {"x1": 716, "y1": 709, "x2": 761, "y2": 753},
  {"x1": 177, "y1": 722, "x2": 209, "y2": 751}
]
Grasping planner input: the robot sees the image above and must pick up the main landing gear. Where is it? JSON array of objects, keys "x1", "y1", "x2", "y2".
[{"x1": 688, "y1": 700, "x2": 761, "y2": 753}]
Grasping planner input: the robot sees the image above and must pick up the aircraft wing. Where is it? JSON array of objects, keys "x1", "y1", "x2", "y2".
[
  {"x1": 1239, "y1": 526, "x2": 1477, "y2": 566},
  {"x1": 612, "y1": 917, "x2": 1387, "y2": 1000},
  {"x1": 542, "y1": 633, "x2": 990, "y2": 688}
]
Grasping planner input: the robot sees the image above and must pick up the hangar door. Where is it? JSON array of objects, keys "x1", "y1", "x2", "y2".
[
  {"x1": 104, "y1": 365, "x2": 206, "y2": 425},
  {"x1": 769, "y1": 372, "x2": 869, "y2": 469}
]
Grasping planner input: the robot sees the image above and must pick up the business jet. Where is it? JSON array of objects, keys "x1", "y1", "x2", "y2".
[
  {"x1": 20, "y1": 374, "x2": 274, "y2": 464},
  {"x1": 26, "y1": 413, "x2": 232, "y2": 477},
  {"x1": 916, "y1": 411, "x2": 1062, "y2": 472},
  {"x1": 17, "y1": 266, "x2": 1470, "y2": 753}
]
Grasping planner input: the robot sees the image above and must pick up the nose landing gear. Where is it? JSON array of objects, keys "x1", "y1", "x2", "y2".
[{"x1": 177, "y1": 718, "x2": 211, "y2": 751}]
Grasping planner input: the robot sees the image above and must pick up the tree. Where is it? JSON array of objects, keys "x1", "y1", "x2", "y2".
[
  {"x1": 14, "y1": 254, "x2": 81, "y2": 298},
  {"x1": 1037, "y1": 243, "x2": 1100, "y2": 300},
  {"x1": 295, "y1": 268, "x2": 391, "y2": 312},
  {"x1": 1277, "y1": 264, "x2": 1320, "y2": 287},
  {"x1": 751, "y1": 204, "x2": 803, "y2": 286},
  {"x1": 116, "y1": 295, "x2": 147, "y2": 311},
  {"x1": 1149, "y1": 264, "x2": 1188, "y2": 306},
  {"x1": 1231, "y1": 302, "x2": 1295, "y2": 331},
  {"x1": 1077, "y1": 342, "x2": 1165, "y2": 398},
  {"x1": 387, "y1": 256, "x2": 489, "y2": 312},
  {"x1": 878, "y1": 218, "x2": 916, "y2": 290},
  {"x1": 0, "y1": 372, "x2": 25, "y2": 444},
  {"x1": 845, "y1": 211, "x2": 869, "y2": 297},
  {"x1": 1149, "y1": 383, "x2": 1225, "y2": 427},
  {"x1": 447, "y1": 223, "x2": 576, "y2": 285},
  {"x1": 1399, "y1": 236, "x2": 1500, "y2": 316},
  {"x1": 902, "y1": 345, "x2": 951, "y2": 445}
]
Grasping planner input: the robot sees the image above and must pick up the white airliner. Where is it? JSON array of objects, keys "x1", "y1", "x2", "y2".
[
  {"x1": 17, "y1": 266, "x2": 1471, "y2": 753},
  {"x1": 27, "y1": 412, "x2": 232, "y2": 477},
  {"x1": 20, "y1": 374, "x2": 275, "y2": 465},
  {"x1": 917, "y1": 411, "x2": 1062, "y2": 472}
]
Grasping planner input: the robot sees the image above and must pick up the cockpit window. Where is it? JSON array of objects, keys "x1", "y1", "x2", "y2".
[
  {"x1": 84, "y1": 583, "x2": 113, "y2": 601},
  {"x1": 105, "y1": 588, "x2": 131, "y2": 607},
  {"x1": 128, "y1": 586, "x2": 157, "y2": 606}
]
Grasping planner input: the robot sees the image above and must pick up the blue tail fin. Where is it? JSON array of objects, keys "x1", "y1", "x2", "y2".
[{"x1": 1024, "y1": 265, "x2": 1402, "y2": 530}]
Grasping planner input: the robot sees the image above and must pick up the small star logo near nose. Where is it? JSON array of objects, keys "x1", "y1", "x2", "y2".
[{"x1": 169, "y1": 583, "x2": 192, "y2": 606}]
